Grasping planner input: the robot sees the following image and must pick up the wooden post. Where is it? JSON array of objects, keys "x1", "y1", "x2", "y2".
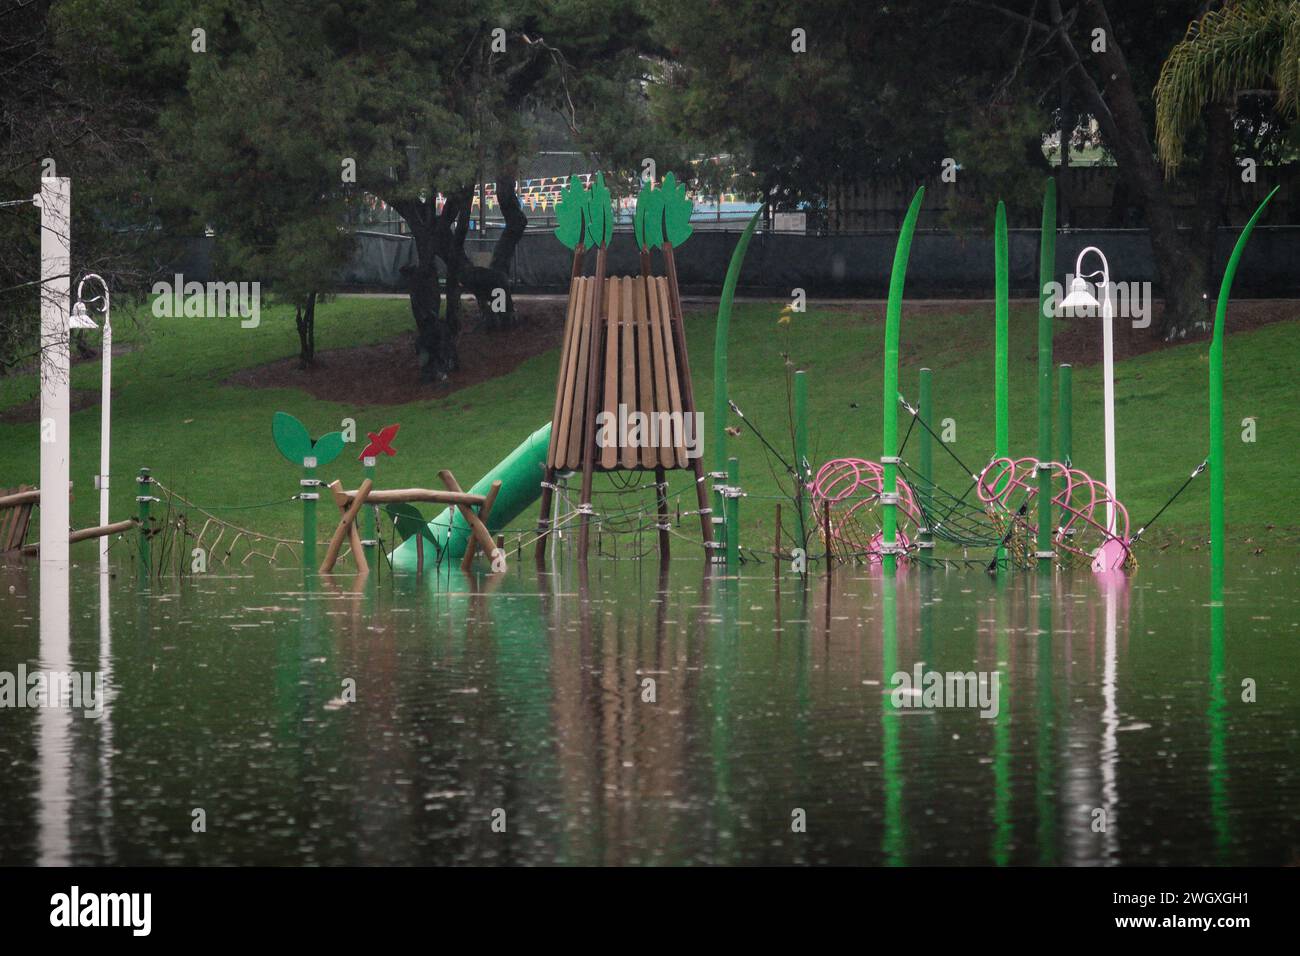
[
  {"x1": 823, "y1": 499, "x2": 833, "y2": 573},
  {"x1": 663, "y1": 242, "x2": 715, "y2": 558},
  {"x1": 774, "y1": 502, "x2": 782, "y2": 577},
  {"x1": 461, "y1": 480, "x2": 502, "y2": 572},
  {"x1": 577, "y1": 245, "x2": 609, "y2": 561},
  {"x1": 654, "y1": 466, "x2": 670, "y2": 559},
  {"x1": 321, "y1": 479, "x2": 371, "y2": 574},
  {"x1": 438, "y1": 470, "x2": 502, "y2": 566}
]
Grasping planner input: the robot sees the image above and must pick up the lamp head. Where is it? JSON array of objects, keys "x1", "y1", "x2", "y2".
[
  {"x1": 69, "y1": 300, "x2": 99, "y2": 329},
  {"x1": 1057, "y1": 275, "x2": 1100, "y2": 316}
]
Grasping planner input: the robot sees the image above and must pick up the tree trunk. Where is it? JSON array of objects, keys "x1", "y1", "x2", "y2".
[
  {"x1": 394, "y1": 199, "x2": 455, "y2": 382},
  {"x1": 1067, "y1": 0, "x2": 1230, "y2": 339},
  {"x1": 442, "y1": 168, "x2": 526, "y2": 328},
  {"x1": 295, "y1": 291, "x2": 317, "y2": 369}
]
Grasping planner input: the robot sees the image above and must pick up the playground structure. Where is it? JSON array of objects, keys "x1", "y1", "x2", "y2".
[
  {"x1": 534, "y1": 173, "x2": 713, "y2": 563},
  {"x1": 12, "y1": 173, "x2": 1278, "y2": 588}
]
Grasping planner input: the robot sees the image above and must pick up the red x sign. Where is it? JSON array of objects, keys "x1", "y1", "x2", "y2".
[{"x1": 359, "y1": 423, "x2": 400, "y2": 460}]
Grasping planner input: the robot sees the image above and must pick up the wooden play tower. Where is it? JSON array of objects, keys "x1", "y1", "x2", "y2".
[{"x1": 535, "y1": 174, "x2": 713, "y2": 562}]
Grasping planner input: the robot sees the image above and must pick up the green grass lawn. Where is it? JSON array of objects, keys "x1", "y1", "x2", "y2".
[{"x1": 2, "y1": 294, "x2": 1297, "y2": 562}]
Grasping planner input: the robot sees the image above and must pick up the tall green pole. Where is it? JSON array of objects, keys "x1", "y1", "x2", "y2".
[
  {"x1": 361, "y1": 455, "x2": 376, "y2": 573},
  {"x1": 1058, "y1": 364, "x2": 1072, "y2": 537},
  {"x1": 1036, "y1": 180, "x2": 1057, "y2": 572},
  {"x1": 302, "y1": 457, "x2": 318, "y2": 572},
  {"x1": 994, "y1": 201, "x2": 1010, "y2": 570},
  {"x1": 918, "y1": 367, "x2": 933, "y2": 554},
  {"x1": 725, "y1": 456, "x2": 740, "y2": 572},
  {"x1": 713, "y1": 209, "x2": 764, "y2": 557},
  {"x1": 881, "y1": 187, "x2": 925, "y2": 576},
  {"x1": 1210, "y1": 187, "x2": 1277, "y2": 596},
  {"x1": 136, "y1": 467, "x2": 151, "y2": 580},
  {"x1": 793, "y1": 369, "x2": 809, "y2": 549}
]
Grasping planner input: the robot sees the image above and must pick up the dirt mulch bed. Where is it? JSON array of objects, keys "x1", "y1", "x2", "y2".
[
  {"x1": 1051, "y1": 298, "x2": 1298, "y2": 368},
  {"x1": 226, "y1": 299, "x2": 571, "y2": 406},
  {"x1": 0, "y1": 387, "x2": 107, "y2": 425}
]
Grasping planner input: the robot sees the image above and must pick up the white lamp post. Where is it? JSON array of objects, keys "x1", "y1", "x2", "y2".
[
  {"x1": 1057, "y1": 247, "x2": 1117, "y2": 535},
  {"x1": 74, "y1": 274, "x2": 111, "y2": 572}
]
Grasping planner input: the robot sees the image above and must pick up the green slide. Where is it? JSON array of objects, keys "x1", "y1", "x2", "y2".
[{"x1": 390, "y1": 422, "x2": 551, "y2": 570}]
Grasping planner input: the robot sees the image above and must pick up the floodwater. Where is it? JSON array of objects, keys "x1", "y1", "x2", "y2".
[{"x1": 0, "y1": 555, "x2": 1296, "y2": 866}]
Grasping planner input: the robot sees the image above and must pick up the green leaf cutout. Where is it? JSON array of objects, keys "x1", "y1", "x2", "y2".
[
  {"x1": 585, "y1": 173, "x2": 614, "y2": 248},
  {"x1": 272, "y1": 411, "x2": 313, "y2": 465},
  {"x1": 661, "y1": 172, "x2": 693, "y2": 248},
  {"x1": 634, "y1": 180, "x2": 665, "y2": 251},
  {"x1": 311, "y1": 431, "x2": 346, "y2": 467},
  {"x1": 386, "y1": 502, "x2": 437, "y2": 544},
  {"x1": 554, "y1": 179, "x2": 586, "y2": 250}
]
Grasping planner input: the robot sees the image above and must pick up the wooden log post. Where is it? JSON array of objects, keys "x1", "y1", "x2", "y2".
[
  {"x1": 461, "y1": 480, "x2": 502, "y2": 572},
  {"x1": 321, "y1": 478, "x2": 371, "y2": 574},
  {"x1": 438, "y1": 470, "x2": 503, "y2": 570}
]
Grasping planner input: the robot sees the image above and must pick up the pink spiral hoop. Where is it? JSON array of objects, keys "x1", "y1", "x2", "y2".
[
  {"x1": 811, "y1": 459, "x2": 921, "y2": 564},
  {"x1": 976, "y1": 456, "x2": 1131, "y2": 569}
]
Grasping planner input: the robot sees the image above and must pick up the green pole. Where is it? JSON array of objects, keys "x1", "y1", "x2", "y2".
[
  {"x1": 725, "y1": 456, "x2": 740, "y2": 572},
  {"x1": 1210, "y1": 187, "x2": 1277, "y2": 595},
  {"x1": 302, "y1": 456, "x2": 318, "y2": 572},
  {"x1": 1058, "y1": 364, "x2": 1072, "y2": 538},
  {"x1": 714, "y1": 209, "x2": 764, "y2": 557},
  {"x1": 136, "y1": 467, "x2": 151, "y2": 578},
  {"x1": 918, "y1": 367, "x2": 933, "y2": 554},
  {"x1": 362, "y1": 454, "x2": 376, "y2": 572},
  {"x1": 994, "y1": 201, "x2": 1009, "y2": 570},
  {"x1": 881, "y1": 578, "x2": 903, "y2": 865},
  {"x1": 1036, "y1": 180, "x2": 1057, "y2": 572},
  {"x1": 881, "y1": 187, "x2": 925, "y2": 576},
  {"x1": 793, "y1": 369, "x2": 809, "y2": 549}
]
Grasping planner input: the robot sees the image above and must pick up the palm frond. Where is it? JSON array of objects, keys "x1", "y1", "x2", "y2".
[{"x1": 1155, "y1": 0, "x2": 1300, "y2": 175}]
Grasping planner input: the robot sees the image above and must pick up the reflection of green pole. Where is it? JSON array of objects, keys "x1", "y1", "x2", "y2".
[
  {"x1": 714, "y1": 210, "x2": 764, "y2": 556},
  {"x1": 1058, "y1": 364, "x2": 1072, "y2": 535},
  {"x1": 994, "y1": 202, "x2": 1009, "y2": 570},
  {"x1": 725, "y1": 456, "x2": 740, "y2": 572},
  {"x1": 1037, "y1": 180, "x2": 1057, "y2": 572},
  {"x1": 1035, "y1": 573, "x2": 1057, "y2": 864},
  {"x1": 1208, "y1": 588, "x2": 1229, "y2": 860},
  {"x1": 882, "y1": 188, "x2": 925, "y2": 576},
  {"x1": 1210, "y1": 188, "x2": 1277, "y2": 595},
  {"x1": 918, "y1": 368, "x2": 933, "y2": 554},
  {"x1": 881, "y1": 579, "x2": 903, "y2": 865},
  {"x1": 794, "y1": 370, "x2": 809, "y2": 549},
  {"x1": 991, "y1": 580, "x2": 1011, "y2": 865}
]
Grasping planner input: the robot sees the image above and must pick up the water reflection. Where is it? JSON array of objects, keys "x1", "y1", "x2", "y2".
[{"x1": 0, "y1": 555, "x2": 1296, "y2": 866}]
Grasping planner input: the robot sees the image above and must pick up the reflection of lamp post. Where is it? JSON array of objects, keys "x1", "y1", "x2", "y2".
[
  {"x1": 1057, "y1": 248, "x2": 1116, "y2": 535},
  {"x1": 73, "y1": 275, "x2": 110, "y2": 571}
]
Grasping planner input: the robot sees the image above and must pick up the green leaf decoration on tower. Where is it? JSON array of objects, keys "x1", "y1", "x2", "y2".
[
  {"x1": 272, "y1": 411, "x2": 346, "y2": 466},
  {"x1": 585, "y1": 172, "x2": 614, "y2": 248},
  {"x1": 554, "y1": 178, "x2": 586, "y2": 250},
  {"x1": 661, "y1": 171, "x2": 694, "y2": 248},
  {"x1": 634, "y1": 179, "x2": 665, "y2": 251}
]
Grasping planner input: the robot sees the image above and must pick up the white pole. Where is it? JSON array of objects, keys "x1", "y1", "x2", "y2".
[
  {"x1": 1101, "y1": 266, "x2": 1117, "y2": 535},
  {"x1": 92, "y1": 282, "x2": 112, "y2": 571},
  {"x1": 39, "y1": 176, "x2": 71, "y2": 565}
]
